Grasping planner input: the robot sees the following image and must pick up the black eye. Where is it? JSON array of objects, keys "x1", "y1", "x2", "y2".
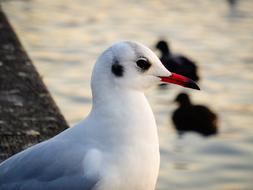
[{"x1": 136, "y1": 58, "x2": 151, "y2": 71}]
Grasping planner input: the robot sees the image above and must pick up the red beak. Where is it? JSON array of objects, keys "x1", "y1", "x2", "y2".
[{"x1": 159, "y1": 73, "x2": 200, "y2": 90}]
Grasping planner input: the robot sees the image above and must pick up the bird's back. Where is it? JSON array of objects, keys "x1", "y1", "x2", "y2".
[
  {"x1": 172, "y1": 105, "x2": 217, "y2": 136},
  {"x1": 0, "y1": 136, "x2": 98, "y2": 190}
]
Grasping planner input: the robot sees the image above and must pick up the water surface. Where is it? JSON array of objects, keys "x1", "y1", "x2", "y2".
[{"x1": 2, "y1": 0, "x2": 253, "y2": 189}]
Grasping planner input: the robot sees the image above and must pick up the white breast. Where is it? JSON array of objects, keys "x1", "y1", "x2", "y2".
[{"x1": 82, "y1": 92, "x2": 160, "y2": 190}]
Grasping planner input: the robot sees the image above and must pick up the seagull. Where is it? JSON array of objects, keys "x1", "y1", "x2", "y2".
[{"x1": 0, "y1": 41, "x2": 199, "y2": 190}]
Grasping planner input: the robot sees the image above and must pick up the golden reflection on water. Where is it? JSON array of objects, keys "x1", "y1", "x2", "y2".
[{"x1": 2, "y1": 0, "x2": 253, "y2": 189}]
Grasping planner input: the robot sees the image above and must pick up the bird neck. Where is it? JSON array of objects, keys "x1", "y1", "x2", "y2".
[
  {"x1": 91, "y1": 85, "x2": 150, "y2": 117},
  {"x1": 87, "y1": 86, "x2": 158, "y2": 147},
  {"x1": 180, "y1": 101, "x2": 192, "y2": 108},
  {"x1": 90, "y1": 80, "x2": 157, "y2": 129},
  {"x1": 159, "y1": 47, "x2": 171, "y2": 57}
]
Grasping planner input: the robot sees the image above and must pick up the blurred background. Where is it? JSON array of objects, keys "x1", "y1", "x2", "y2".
[{"x1": 1, "y1": 0, "x2": 253, "y2": 189}]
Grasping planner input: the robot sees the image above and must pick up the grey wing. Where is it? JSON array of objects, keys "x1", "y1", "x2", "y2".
[{"x1": 0, "y1": 140, "x2": 100, "y2": 190}]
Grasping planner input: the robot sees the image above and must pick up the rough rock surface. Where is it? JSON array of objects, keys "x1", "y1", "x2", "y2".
[{"x1": 0, "y1": 8, "x2": 69, "y2": 162}]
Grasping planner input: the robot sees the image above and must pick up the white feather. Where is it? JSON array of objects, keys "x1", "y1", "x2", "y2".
[{"x1": 0, "y1": 41, "x2": 171, "y2": 190}]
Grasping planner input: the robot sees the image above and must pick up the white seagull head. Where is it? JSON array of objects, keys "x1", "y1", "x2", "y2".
[{"x1": 91, "y1": 41, "x2": 200, "y2": 92}]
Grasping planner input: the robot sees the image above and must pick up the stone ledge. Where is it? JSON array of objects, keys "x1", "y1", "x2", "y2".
[{"x1": 0, "y1": 7, "x2": 69, "y2": 162}]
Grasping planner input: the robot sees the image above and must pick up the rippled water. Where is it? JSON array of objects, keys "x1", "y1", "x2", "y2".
[{"x1": 2, "y1": 0, "x2": 253, "y2": 189}]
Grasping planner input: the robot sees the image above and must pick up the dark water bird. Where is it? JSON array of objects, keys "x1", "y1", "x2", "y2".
[
  {"x1": 227, "y1": 0, "x2": 238, "y2": 8},
  {"x1": 156, "y1": 40, "x2": 199, "y2": 82},
  {"x1": 227, "y1": 0, "x2": 239, "y2": 14},
  {"x1": 172, "y1": 93, "x2": 218, "y2": 137}
]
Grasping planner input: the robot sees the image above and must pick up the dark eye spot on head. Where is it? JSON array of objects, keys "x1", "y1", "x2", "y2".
[
  {"x1": 136, "y1": 57, "x2": 151, "y2": 72},
  {"x1": 111, "y1": 59, "x2": 124, "y2": 77}
]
